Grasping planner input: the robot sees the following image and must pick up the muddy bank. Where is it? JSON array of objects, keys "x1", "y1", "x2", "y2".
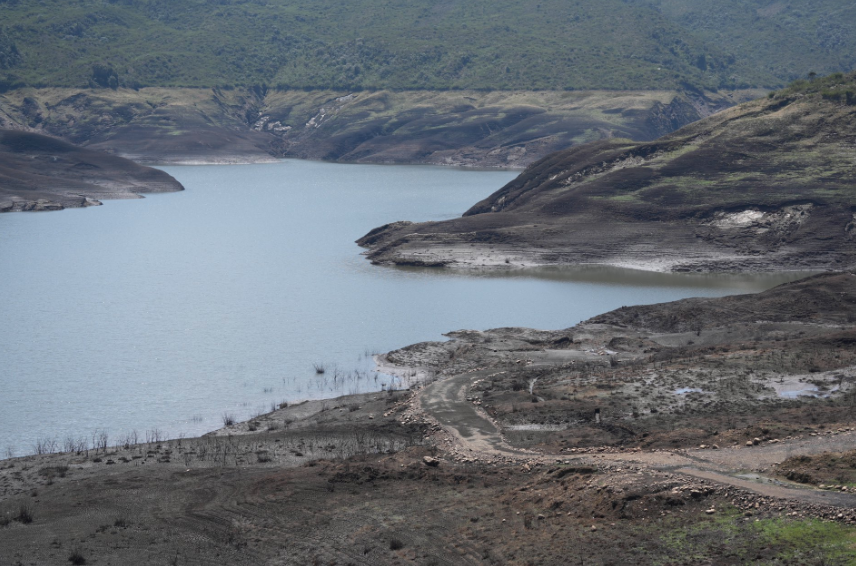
[{"x1": 0, "y1": 129, "x2": 183, "y2": 212}]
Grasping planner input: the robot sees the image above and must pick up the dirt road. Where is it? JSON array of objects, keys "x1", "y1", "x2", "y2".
[{"x1": 416, "y1": 369, "x2": 856, "y2": 510}]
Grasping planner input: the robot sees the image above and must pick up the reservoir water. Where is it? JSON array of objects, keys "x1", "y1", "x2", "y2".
[{"x1": 0, "y1": 160, "x2": 806, "y2": 456}]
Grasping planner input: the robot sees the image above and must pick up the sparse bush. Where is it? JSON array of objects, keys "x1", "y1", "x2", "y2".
[
  {"x1": 32, "y1": 438, "x2": 57, "y2": 455},
  {"x1": 313, "y1": 363, "x2": 326, "y2": 374},
  {"x1": 389, "y1": 538, "x2": 404, "y2": 551},
  {"x1": 68, "y1": 550, "x2": 86, "y2": 565},
  {"x1": 222, "y1": 413, "x2": 236, "y2": 427},
  {"x1": 39, "y1": 465, "x2": 69, "y2": 479},
  {"x1": 821, "y1": 89, "x2": 856, "y2": 106},
  {"x1": 15, "y1": 504, "x2": 33, "y2": 524}
]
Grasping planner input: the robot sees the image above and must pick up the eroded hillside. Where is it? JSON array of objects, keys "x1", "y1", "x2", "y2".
[{"x1": 359, "y1": 73, "x2": 856, "y2": 272}]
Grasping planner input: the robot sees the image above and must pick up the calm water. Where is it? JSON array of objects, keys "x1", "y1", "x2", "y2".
[{"x1": 0, "y1": 160, "x2": 805, "y2": 456}]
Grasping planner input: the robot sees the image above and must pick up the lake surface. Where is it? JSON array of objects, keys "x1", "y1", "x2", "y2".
[{"x1": 0, "y1": 160, "x2": 806, "y2": 456}]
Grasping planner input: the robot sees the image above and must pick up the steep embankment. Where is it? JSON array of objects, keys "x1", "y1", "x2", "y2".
[
  {"x1": 0, "y1": 129, "x2": 183, "y2": 212},
  {"x1": 0, "y1": 88, "x2": 747, "y2": 167},
  {"x1": 359, "y1": 73, "x2": 856, "y2": 272}
]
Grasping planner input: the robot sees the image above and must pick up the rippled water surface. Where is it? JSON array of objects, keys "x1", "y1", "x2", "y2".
[{"x1": 0, "y1": 160, "x2": 807, "y2": 455}]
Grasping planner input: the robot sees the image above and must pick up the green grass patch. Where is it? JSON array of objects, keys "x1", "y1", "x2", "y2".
[
  {"x1": 756, "y1": 518, "x2": 856, "y2": 563},
  {"x1": 655, "y1": 507, "x2": 856, "y2": 565}
]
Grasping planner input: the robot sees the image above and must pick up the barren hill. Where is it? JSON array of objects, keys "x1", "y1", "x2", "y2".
[
  {"x1": 359, "y1": 73, "x2": 856, "y2": 273},
  {"x1": 0, "y1": 129, "x2": 183, "y2": 212}
]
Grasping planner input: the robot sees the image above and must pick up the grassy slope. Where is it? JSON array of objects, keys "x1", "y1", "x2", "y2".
[
  {"x1": 0, "y1": 0, "x2": 854, "y2": 92},
  {"x1": 466, "y1": 72, "x2": 856, "y2": 216}
]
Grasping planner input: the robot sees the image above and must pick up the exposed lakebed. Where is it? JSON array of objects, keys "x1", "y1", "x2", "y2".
[{"x1": 0, "y1": 160, "x2": 807, "y2": 455}]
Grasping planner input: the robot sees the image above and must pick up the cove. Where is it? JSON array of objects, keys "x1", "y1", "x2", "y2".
[{"x1": 0, "y1": 160, "x2": 806, "y2": 456}]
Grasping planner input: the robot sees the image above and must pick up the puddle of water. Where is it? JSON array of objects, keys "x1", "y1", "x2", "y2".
[
  {"x1": 780, "y1": 388, "x2": 820, "y2": 399},
  {"x1": 735, "y1": 473, "x2": 812, "y2": 490},
  {"x1": 674, "y1": 388, "x2": 705, "y2": 395},
  {"x1": 504, "y1": 424, "x2": 569, "y2": 432},
  {"x1": 771, "y1": 382, "x2": 839, "y2": 399}
]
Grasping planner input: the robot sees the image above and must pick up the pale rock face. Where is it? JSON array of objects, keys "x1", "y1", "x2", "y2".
[{"x1": 711, "y1": 209, "x2": 766, "y2": 228}]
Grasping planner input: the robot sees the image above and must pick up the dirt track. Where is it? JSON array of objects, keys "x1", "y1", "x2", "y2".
[{"x1": 413, "y1": 366, "x2": 856, "y2": 511}]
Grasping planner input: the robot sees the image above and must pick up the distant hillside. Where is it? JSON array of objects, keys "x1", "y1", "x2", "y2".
[
  {"x1": 648, "y1": 0, "x2": 856, "y2": 84},
  {"x1": 0, "y1": 0, "x2": 854, "y2": 92},
  {"x1": 0, "y1": 87, "x2": 749, "y2": 167},
  {"x1": 358, "y1": 72, "x2": 856, "y2": 272},
  {"x1": 0, "y1": 129, "x2": 183, "y2": 212}
]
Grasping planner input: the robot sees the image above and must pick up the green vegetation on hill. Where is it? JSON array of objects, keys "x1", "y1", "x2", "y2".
[
  {"x1": 1, "y1": 0, "x2": 855, "y2": 92},
  {"x1": 648, "y1": 0, "x2": 856, "y2": 85},
  {"x1": 465, "y1": 70, "x2": 856, "y2": 216}
]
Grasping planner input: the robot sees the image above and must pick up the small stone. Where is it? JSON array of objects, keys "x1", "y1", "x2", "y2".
[
  {"x1": 590, "y1": 525, "x2": 597, "y2": 532},
  {"x1": 422, "y1": 456, "x2": 440, "y2": 467}
]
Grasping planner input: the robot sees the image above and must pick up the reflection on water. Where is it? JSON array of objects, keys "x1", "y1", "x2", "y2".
[
  {"x1": 391, "y1": 263, "x2": 808, "y2": 291},
  {"x1": 0, "y1": 159, "x2": 817, "y2": 455}
]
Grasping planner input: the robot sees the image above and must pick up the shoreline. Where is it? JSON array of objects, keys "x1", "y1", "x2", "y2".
[
  {"x1": 2, "y1": 271, "x2": 856, "y2": 564},
  {"x1": 365, "y1": 244, "x2": 830, "y2": 275},
  {"x1": 361, "y1": 235, "x2": 851, "y2": 275}
]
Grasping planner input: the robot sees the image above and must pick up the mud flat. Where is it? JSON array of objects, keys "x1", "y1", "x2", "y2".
[{"x1": 2, "y1": 272, "x2": 856, "y2": 564}]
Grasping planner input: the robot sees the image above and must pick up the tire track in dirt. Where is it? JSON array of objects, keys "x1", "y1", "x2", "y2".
[{"x1": 416, "y1": 370, "x2": 856, "y2": 510}]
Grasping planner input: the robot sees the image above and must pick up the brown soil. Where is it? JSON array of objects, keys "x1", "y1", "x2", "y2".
[{"x1": 775, "y1": 450, "x2": 856, "y2": 488}]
